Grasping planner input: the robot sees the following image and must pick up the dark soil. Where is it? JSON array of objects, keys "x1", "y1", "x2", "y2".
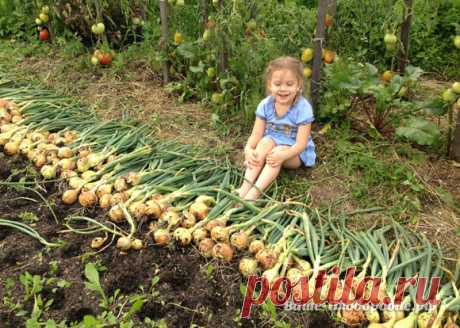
[{"x1": 0, "y1": 154, "x2": 341, "y2": 327}]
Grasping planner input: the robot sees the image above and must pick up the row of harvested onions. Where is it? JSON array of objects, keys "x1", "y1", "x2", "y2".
[{"x1": 1, "y1": 94, "x2": 459, "y2": 328}]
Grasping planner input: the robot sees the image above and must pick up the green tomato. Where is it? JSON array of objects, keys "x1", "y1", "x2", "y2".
[
  {"x1": 41, "y1": 6, "x2": 49, "y2": 14},
  {"x1": 203, "y1": 29, "x2": 211, "y2": 41},
  {"x1": 39, "y1": 13, "x2": 49, "y2": 23},
  {"x1": 176, "y1": 0, "x2": 185, "y2": 5},
  {"x1": 35, "y1": 18, "x2": 42, "y2": 25},
  {"x1": 132, "y1": 17, "x2": 141, "y2": 25},
  {"x1": 91, "y1": 24, "x2": 97, "y2": 34},
  {"x1": 452, "y1": 82, "x2": 460, "y2": 94},
  {"x1": 384, "y1": 33, "x2": 397, "y2": 44},
  {"x1": 442, "y1": 88, "x2": 455, "y2": 103},
  {"x1": 454, "y1": 35, "x2": 460, "y2": 49},
  {"x1": 211, "y1": 92, "x2": 224, "y2": 105},
  {"x1": 168, "y1": 0, "x2": 176, "y2": 5},
  {"x1": 95, "y1": 22, "x2": 105, "y2": 34},
  {"x1": 207, "y1": 67, "x2": 216, "y2": 78}
]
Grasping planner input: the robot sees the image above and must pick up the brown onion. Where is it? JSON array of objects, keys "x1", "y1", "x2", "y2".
[
  {"x1": 62, "y1": 189, "x2": 79, "y2": 205},
  {"x1": 181, "y1": 211, "x2": 196, "y2": 228},
  {"x1": 339, "y1": 309, "x2": 366, "y2": 327},
  {"x1": 212, "y1": 243, "x2": 234, "y2": 262},
  {"x1": 249, "y1": 240, "x2": 265, "y2": 254},
  {"x1": 210, "y1": 226, "x2": 229, "y2": 243},
  {"x1": 192, "y1": 228, "x2": 208, "y2": 244},
  {"x1": 145, "y1": 199, "x2": 162, "y2": 218},
  {"x1": 69, "y1": 176, "x2": 85, "y2": 190},
  {"x1": 59, "y1": 158, "x2": 75, "y2": 170},
  {"x1": 116, "y1": 236, "x2": 132, "y2": 251},
  {"x1": 77, "y1": 157, "x2": 90, "y2": 172},
  {"x1": 230, "y1": 230, "x2": 250, "y2": 251},
  {"x1": 114, "y1": 177, "x2": 127, "y2": 192},
  {"x1": 96, "y1": 184, "x2": 113, "y2": 198},
  {"x1": 153, "y1": 228, "x2": 171, "y2": 246},
  {"x1": 173, "y1": 227, "x2": 192, "y2": 246},
  {"x1": 57, "y1": 146, "x2": 73, "y2": 159},
  {"x1": 109, "y1": 205, "x2": 125, "y2": 222},
  {"x1": 189, "y1": 201, "x2": 209, "y2": 220},
  {"x1": 4, "y1": 141, "x2": 19, "y2": 156},
  {"x1": 131, "y1": 238, "x2": 143, "y2": 250},
  {"x1": 99, "y1": 194, "x2": 112, "y2": 209},
  {"x1": 160, "y1": 210, "x2": 180, "y2": 226},
  {"x1": 205, "y1": 218, "x2": 226, "y2": 231},
  {"x1": 256, "y1": 249, "x2": 278, "y2": 270},
  {"x1": 90, "y1": 236, "x2": 107, "y2": 249},
  {"x1": 198, "y1": 238, "x2": 215, "y2": 257},
  {"x1": 129, "y1": 201, "x2": 147, "y2": 219},
  {"x1": 78, "y1": 190, "x2": 98, "y2": 207},
  {"x1": 111, "y1": 192, "x2": 129, "y2": 206},
  {"x1": 126, "y1": 171, "x2": 141, "y2": 185},
  {"x1": 239, "y1": 258, "x2": 258, "y2": 277}
]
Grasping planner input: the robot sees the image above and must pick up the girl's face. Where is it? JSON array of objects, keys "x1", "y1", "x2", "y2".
[{"x1": 268, "y1": 69, "x2": 300, "y2": 106}]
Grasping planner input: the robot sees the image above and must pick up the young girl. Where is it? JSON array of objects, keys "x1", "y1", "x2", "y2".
[{"x1": 237, "y1": 56, "x2": 316, "y2": 201}]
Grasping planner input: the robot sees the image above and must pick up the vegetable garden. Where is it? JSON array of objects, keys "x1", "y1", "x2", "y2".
[{"x1": 0, "y1": 0, "x2": 460, "y2": 327}]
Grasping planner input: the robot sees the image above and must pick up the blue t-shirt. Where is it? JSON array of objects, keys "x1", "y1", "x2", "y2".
[{"x1": 255, "y1": 96, "x2": 316, "y2": 167}]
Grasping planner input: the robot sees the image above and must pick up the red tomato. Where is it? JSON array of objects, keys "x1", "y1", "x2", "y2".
[
  {"x1": 99, "y1": 53, "x2": 112, "y2": 66},
  {"x1": 39, "y1": 29, "x2": 49, "y2": 41}
]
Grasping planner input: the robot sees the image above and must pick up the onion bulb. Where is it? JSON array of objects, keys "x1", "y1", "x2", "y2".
[
  {"x1": 131, "y1": 238, "x2": 143, "y2": 250},
  {"x1": 99, "y1": 194, "x2": 112, "y2": 209},
  {"x1": 189, "y1": 201, "x2": 209, "y2": 220},
  {"x1": 394, "y1": 313, "x2": 417, "y2": 328},
  {"x1": 206, "y1": 218, "x2": 226, "y2": 231},
  {"x1": 339, "y1": 309, "x2": 366, "y2": 326},
  {"x1": 126, "y1": 171, "x2": 141, "y2": 185},
  {"x1": 286, "y1": 268, "x2": 303, "y2": 285},
  {"x1": 365, "y1": 308, "x2": 380, "y2": 323},
  {"x1": 87, "y1": 152, "x2": 103, "y2": 168},
  {"x1": 145, "y1": 199, "x2": 162, "y2": 218},
  {"x1": 109, "y1": 205, "x2": 125, "y2": 222},
  {"x1": 249, "y1": 240, "x2": 265, "y2": 254},
  {"x1": 78, "y1": 190, "x2": 98, "y2": 207},
  {"x1": 81, "y1": 170, "x2": 96, "y2": 182},
  {"x1": 210, "y1": 226, "x2": 229, "y2": 243},
  {"x1": 59, "y1": 158, "x2": 75, "y2": 170},
  {"x1": 173, "y1": 227, "x2": 192, "y2": 246},
  {"x1": 198, "y1": 238, "x2": 215, "y2": 257},
  {"x1": 181, "y1": 211, "x2": 196, "y2": 228},
  {"x1": 192, "y1": 228, "x2": 208, "y2": 244},
  {"x1": 90, "y1": 236, "x2": 107, "y2": 249},
  {"x1": 40, "y1": 164, "x2": 57, "y2": 179},
  {"x1": 62, "y1": 189, "x2": 79, "y2": 205},
  {"x1": 60, "y1": 169, "x2": 77, "y2": 179},
  {"x1": 116, "y1": 236, "x2": 132, "y2": 251},
  {"x1": 160, "y1": 210, "x2": 180, "y2": 226},
  {"x1": 129, "y1": 201, "x2": 147, "y2": 219},
  {"x1": 111, "y1": 192, "x2": 128, "y2": 206},
  {"x1": 417, "y1": 312, "x2": 434, "y2": 328},
  {"x1": 294, "y1": 256, "x2": 312, "y2": 276},
  {"x1": 96, "y1": 184, "x2": 113, "y2": 198},
  {"x1": 212, "y1": 243, "x2": 234, "y2": 262},
  {"x1": 77, "y1": 157, "x2": 90, "y2": 172},
  {"x1": 57, "y1": 147, "x2": 73, "y2": 159},
  {"x1": 4, "y1": 141, "x2": 19, "y2": 156},
  {"x1": 34, "y1": 152, "x2": 47, "y2": 168},
  {"x1": 114, "y1": 177, "x2": 127, "y2": 192},
  {"x1": 256, "y1": 249, "x2": 278, "y2": 270},
  {"x1": 230, "y1": 230, "x2": 250, "y2": 250},
  {"x1": 69, "y1": 176, "x2": 85, "y2": 190},
  {"x1": 153, "y1": 228, "x2": 171, "y2": 246},
  {"x1": 239, "y1": 258, "x2": 258, "y2": 277}
]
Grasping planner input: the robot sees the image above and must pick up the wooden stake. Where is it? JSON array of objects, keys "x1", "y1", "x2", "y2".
[
  {"x1": 159, "y1": 0, "x2": 170, "y2": 84},
  {"x1": 311, "y1": 0, "x2": 328, "y2": 111},
  {"x1": 398, "y1": 0, "x2": 413, "y2": 73}
]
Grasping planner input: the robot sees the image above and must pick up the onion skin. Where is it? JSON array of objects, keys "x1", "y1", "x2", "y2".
[
  {"x1": 99, "y1": 194, "x2": 112, "y2": 209},
  {"x1": 116, "y1": 236, "x2": 132, "y2": 251},
  {"x1": 126, "y1": 172, "x2": 140, "y2": 185},
  {"x1": 212, "y1": 243, "x2": 234, "y2": 262},
  {"x1": 239, "y1": 258, "x2": 258, "y2": 277},
  {"x1": 249, "y1": 240, "x2": 265, "y2": 254},
  {"x1": 111, "y1": 192, "x2": 129, "y2": 206},
  {"x1": 153, "y1": 228, "x2": 171, "y2": 246},
  {"x1": 96, "y1": 184, "x2": 113, "y2": 198},
  {"x1": 78, "y1": 190, "x2": 98, "y2": 207},
  {"x1": 57, "y1": 147, "x2": 73, "y2": 159},
  {"x1": 189, "y1": 201, "x2": 209, "y2": 220},
  {"x1": 114, "y1": 177, "x2": 127, "y2": 192},
  {"x1": 109, "y1": 205, "x2": 125, "y2": 222},
  {"x1": 62, "y1": 189, "x2": 79, "y2": 205},
  {"x1": 145, "y1": 200, "x2": 162, "y2": 218},
  {"x1": 230, "y1": 230, "x2": 250, "y2": 251},
  {"x1": 131, "y1": 239, "x2": 143, "y2": 250},
  {"x1": 173, "y1": 227, "x2": 192, "y2": 246},
  {"x1": 181, "y1": 211, "x2": 196, "y2": 228},
  {"x1": 198, "y1": 238, "x2": 215, "y2": 257},
  {"x1": 192, "y1": 228, "x2": 208, "y2": 244},
  {"x1": 210, "y1": 226, "x2": 229, "y2": 243},
  {"x1": 256, "y1": 249, "x2": 278, "y2": 270},
  {"x1": 160, "y1": 210, "x2": 180, "y2": 226},
  {"x1": 129, "y1": 201, "x2": 147, "y2": 219},
  {"x1": 90, "y1": 237, "x2": 107, "y2": 249}
]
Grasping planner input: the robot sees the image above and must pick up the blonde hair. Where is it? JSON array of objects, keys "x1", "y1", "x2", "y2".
[{"x1": 264, "y1": 56, "x2": 304, "y2": 103}]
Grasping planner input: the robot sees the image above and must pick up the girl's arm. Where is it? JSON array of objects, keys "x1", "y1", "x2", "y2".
[
  {"x1": 279, "y1": 123, "x2": 311, "y2": 159},
  {"x1": 245, "y1": 117, "x2": 266, "y2": 151}
]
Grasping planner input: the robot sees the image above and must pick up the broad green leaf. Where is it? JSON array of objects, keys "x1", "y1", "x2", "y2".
[{"x1": 396, "y1": 118, "x2": 441, "y2": 145}]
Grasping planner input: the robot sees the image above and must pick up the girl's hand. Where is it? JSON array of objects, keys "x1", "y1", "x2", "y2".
[
  {"x1": 266, "y1": 149, "x2": 286, "y2": 167},
  {"x1": 244, "y1": 147, "x2": 259, "y2": 168}
]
